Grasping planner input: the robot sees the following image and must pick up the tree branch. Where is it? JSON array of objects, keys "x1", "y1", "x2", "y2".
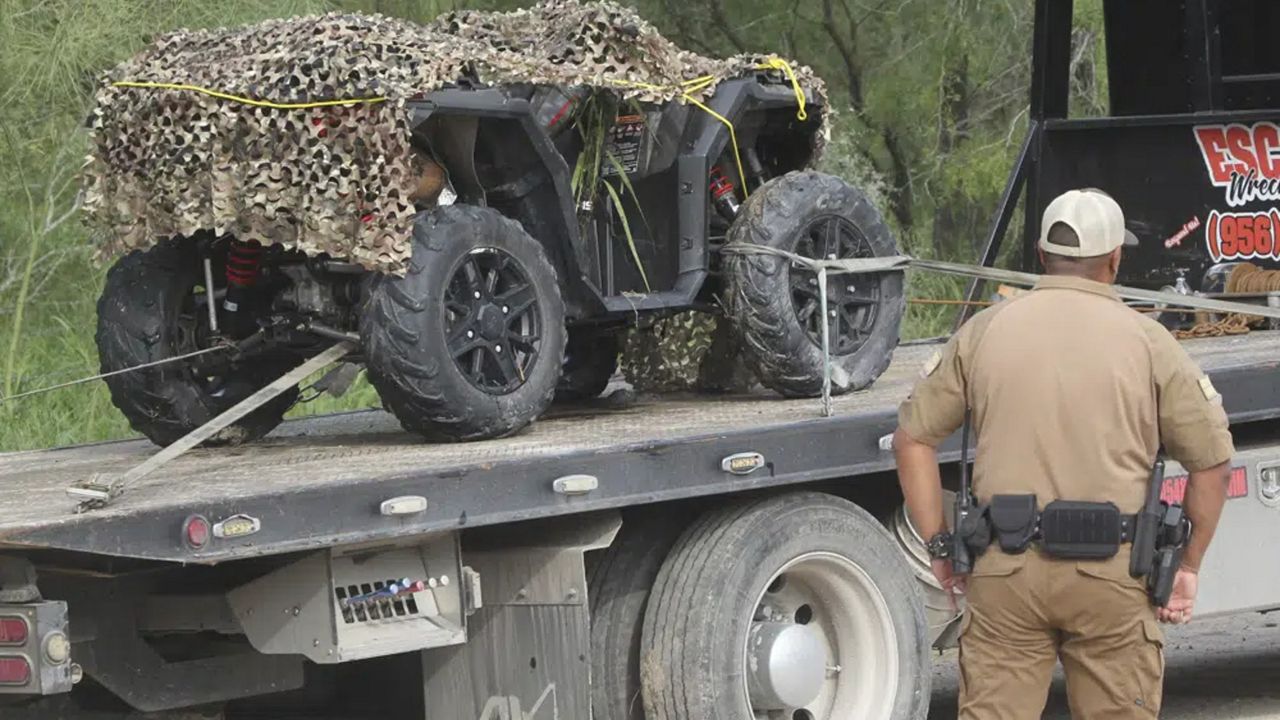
[{"x1": 822, "y1": 0, "x2": 864, "y2": 113}]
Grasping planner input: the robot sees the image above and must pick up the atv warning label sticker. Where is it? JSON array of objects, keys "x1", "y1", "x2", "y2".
[
  {"x1": 603, "y1": 114, "x2": 646, "y2": 176},
  {"x1": 1195, "y1": 123, "x2": 1280, "y2": 261}
]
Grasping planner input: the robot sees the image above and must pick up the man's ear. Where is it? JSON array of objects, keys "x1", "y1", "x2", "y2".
[
  {"x1": 1037, "y1": 247, "x2": 1047, "y2": 271},
  {"x1": 1109, "y1": 247, "x2": 1123, "y2": 277}
]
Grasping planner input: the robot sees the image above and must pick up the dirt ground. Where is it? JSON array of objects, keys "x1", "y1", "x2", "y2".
[{"x1": 928, "y1": 611, "x2": 1280, "y2": 719}]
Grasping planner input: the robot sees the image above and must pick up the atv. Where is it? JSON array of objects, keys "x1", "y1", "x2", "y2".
[{"x1": 89, "y1": 9, "x2": 906, "y2": 447}]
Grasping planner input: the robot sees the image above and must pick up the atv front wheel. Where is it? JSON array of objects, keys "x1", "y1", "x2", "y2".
[
  {"x1": 724, "y1": 171, "x2": 905, "y2": 397},
  {"x1": 96, "y1": 237, "x2": 299, "y2": 447},
  {"x1": 361, "y1": 206, "x2": 566, "y2": 441}
]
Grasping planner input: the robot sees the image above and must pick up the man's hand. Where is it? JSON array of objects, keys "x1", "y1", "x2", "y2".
[
  {"x1": 931, "y1": 558, "x2": 966, "y2": 612},
  {"x1": 1157, "y1": 567, "x2": 1198, "y2": 624}
]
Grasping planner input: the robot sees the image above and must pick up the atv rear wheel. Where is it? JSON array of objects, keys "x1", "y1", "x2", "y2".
[
  {"x1": 361, "y1": 205, "x2": 566, "y2": 441},
  {"x1": 95, "y1": 237, "x2": 298, "y2": 447},
  {"x1": 724, "y1": 171, "x2": 905, "y2": 398}
]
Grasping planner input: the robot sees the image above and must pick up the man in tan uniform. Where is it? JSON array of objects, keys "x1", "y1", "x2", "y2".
[{"x1": 894, "y1": 188, "x2": 1234, "y2": 718}]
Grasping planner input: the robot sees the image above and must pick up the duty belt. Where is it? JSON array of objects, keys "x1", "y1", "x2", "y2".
[
  {"x1": 953, "y1": 459, "x2": 1192, "y2": 607},
  {"x1": 974, "y1": 494, "x2": 1138, "y2": 560}
]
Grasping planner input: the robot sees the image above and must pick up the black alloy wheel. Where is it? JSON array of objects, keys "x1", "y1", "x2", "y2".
[
  {"x1": 789, "y1": 215, "x2": 882, "y2": 356},
  {"x1": 445, "y1": 248, "x2": 543, "y2": 394}
]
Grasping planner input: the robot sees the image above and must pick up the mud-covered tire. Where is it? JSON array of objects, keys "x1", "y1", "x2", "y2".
[
  {"x1": 95, "y1": 238, "x2": 297, "y2": 447},
  {"x1": 555, "y1": 327, "x2": 619, "y2": 403},
  {"x1": 725, "y1": 170, "x2": 905, "y2": 397},
  {"x1": 361, "y1": 205, "x2": 566, "y2": 441}
]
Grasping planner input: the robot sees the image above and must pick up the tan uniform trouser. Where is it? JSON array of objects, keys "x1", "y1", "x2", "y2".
[{"x1": 957, "y1": 547, "x2": 1166, "y2": 719}]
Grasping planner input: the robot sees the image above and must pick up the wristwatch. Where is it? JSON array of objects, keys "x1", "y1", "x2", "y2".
[{"x1": 926, "y1": 531, "x2": 953, "y2": 560}]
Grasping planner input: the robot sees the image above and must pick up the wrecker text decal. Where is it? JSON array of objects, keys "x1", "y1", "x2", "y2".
[{"x1": 1194, "y1": 123, "x2": 1280, "y2": 261}]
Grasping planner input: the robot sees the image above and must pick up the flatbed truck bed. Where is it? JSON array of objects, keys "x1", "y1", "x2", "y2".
[{"x1": 3, "y1": 332, "x2": 1279, "y2": 565}]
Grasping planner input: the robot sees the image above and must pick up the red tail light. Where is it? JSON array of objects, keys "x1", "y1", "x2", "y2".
[
  {"x1": 0, "y1": 657, "x2": 31, "y2": 685},
  {"x1": 183, "y1": 515, "x2": 211, "y2": 550},
  {"x1": 0, "y1": 617, "x2": 27, "y2": 646}
]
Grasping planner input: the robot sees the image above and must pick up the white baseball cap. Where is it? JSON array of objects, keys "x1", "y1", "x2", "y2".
[{"x1": 1039, "y1": 189, "x2": 1139, "y2": 257}]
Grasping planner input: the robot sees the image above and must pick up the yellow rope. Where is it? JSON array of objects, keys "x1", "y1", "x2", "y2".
[
  {"x1": 608, "y1": 58, "x2": 808, "y2": 200},
  {"x1": 757, "y1": 57, "x2": 808, "y2": 121},
  {"x1": 111, "y1": 81, "x2": 386, "y2": 110},
  {"x1": 679, "y1": 93, "x2": 750, "y2": 198}
]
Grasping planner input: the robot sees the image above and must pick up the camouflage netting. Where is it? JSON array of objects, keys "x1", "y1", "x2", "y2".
[
  {"x1": 620, "y1": 311, "x2": 758, "y2": 394},
  {"x1": 83, "y1": 0, "x2": 827, "y2": 274}
]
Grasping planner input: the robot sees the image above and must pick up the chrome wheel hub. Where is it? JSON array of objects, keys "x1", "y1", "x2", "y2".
[{"x1": 747, "y1": 622, "x2": 827, "y2": 710}]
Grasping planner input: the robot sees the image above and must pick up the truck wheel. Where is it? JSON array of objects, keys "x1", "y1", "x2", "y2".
[
  {"x1": 96, "y1": 238, "x2": 297, "y2": 447},
  {"x1": 586, "y1": 510, "x2": 688, "y2": 720},
  {"x1": 640, "y1": 492, "x2": 930, "y2": 720},
  {"x1": 724, "y1": 171, "x2": 905, "y2": 397},
  {"x1": 555, "y1": 328, "x2": 618, "y2": 403},
  {"x1": 361, "y1": 206, "x2": 566, "y2": 441}
]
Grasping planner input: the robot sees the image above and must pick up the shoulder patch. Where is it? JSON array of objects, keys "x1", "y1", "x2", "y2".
[
  {"x1": 1199, "y1": 375, "x2": 1220, "y2": 402},
  {"x1": 921, "y1": 350, "x2": 942, "y2": 378}
]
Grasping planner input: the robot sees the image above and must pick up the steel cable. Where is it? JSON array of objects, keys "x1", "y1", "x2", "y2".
[{"x1": 0, "y1": 345, "x2": 232, "y2": 404}]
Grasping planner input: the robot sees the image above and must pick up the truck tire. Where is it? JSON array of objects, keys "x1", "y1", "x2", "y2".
[
  {"x1": 555, "y1": 328, "x2": 618, "y2": 403},
  {"x1": 724, "y1": 171, "x2": 905, "y2": 397},
  {"x1": 586, "y1": 510, "x2": 688, "y2": 720},
  {"x1": 95, "y1": 238, "x2": 297, "y2": 447},
  {"x1": 361, "y1": 206, "x2": 566, "y2": 441},
  {"x1": 640, "y1": 492, "x2": 930, "y2": 720}
]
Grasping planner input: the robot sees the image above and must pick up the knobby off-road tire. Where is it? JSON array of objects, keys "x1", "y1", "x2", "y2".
[
  {"x1": 555, "y1": 327, "x2": 619, "y2": 403},
  {"x1": 361, "y1": 205, "x2": 566, "y2": 441},
  {"x1": 725, "y1": 170, "x2": 905, "y2": 398},
  {"x1": 96, "y1": 238, "x2": 297, "y2": 447},
  {"x1": 640, "y1": 492, "x2": 931, "y2": 720}
]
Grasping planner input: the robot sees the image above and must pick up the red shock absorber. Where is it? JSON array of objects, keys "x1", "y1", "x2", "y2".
[
  {"x1": 225, "y1": 240, "x2": 263, "y2": 288},
  {"x1": 222, "y1": 240, "x2": 263, "y2": 337},
  {"x1": 709, "y1": 166, "x2": 740, "y2": 221}
]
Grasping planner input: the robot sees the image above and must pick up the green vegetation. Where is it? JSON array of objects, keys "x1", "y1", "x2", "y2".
[{"x1": 0, "y1": 0, "x2": 1107, "y2": 451}]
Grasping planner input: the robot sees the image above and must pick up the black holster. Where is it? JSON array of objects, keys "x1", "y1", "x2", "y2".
[
  {"x1": 1145, "y1": 505, "x2": 1191, "y2": 607},
  {"x1": 1128, "y1": 459, "x2": 1192, "y2": 607}
]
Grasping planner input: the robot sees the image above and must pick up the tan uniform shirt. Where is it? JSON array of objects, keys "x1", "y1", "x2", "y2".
[{"x1": 899, "y1": 275, "x2": 1234, "y2": 513}]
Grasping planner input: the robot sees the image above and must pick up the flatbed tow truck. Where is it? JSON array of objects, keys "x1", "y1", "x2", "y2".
[{"x1": 7, "y1": 1, "x2": 1280, "y2": 719}]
